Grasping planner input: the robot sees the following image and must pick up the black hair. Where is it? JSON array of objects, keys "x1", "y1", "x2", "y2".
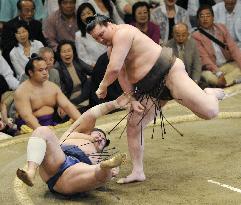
[
  {"x1": 92, "y1": 128, "x2": 110, "y2": 148},
  {"x1": 132, "y1": 1, "x2": 150, "y2": 22},
  {"x1": 12, "y1": 20, "x2": 33, "y2": 47},
  {"x1": 58, "y1": 0, "x2": 76, "y2": 5},
  {"x1": 86, "y1": 14, "x2": 113, "y2": 34},
  {"x1": 77, "y1": 3, "x2": 96, "y2": 37},
  {"x1": 56, "y1": 40, "x2": 79, "y2": 63},
  {"x1": 17, "y1": 0, "x2": 35, "y2": 11},
  {"x1": 196, "y1": 4, "x2": 214, "y2": 19},
  {"x1": 25, "y1": 53, "x2": 44, "y2": 76}
]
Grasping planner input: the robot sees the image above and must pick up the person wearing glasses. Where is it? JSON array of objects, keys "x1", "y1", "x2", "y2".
[
  {"x1": 86, "y1": 14, "x2": 225, "y2": 184},
  {"x1": 16, "y1": 94, "x2": 129, "y2": 195}
]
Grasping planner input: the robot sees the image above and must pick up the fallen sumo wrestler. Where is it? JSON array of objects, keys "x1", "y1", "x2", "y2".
[{"x1": 16, "y1": 94, "x2": 130, "y2": 195}]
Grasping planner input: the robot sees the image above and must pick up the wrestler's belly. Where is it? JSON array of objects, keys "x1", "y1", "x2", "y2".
[{"x1": 33, "y1": 106, "x2": 55, "y2": 118}]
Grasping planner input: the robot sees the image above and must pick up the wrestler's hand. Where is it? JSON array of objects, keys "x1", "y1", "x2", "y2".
[
  {"x1": 131, "y1": 100, "x2": 145, "y2": 113},
  {"x1": 115, "y1": 94, "x2": 131, "y2": 108},
  {"x1": 96, "y1": 82, "x2": 107, "y2": 99}
]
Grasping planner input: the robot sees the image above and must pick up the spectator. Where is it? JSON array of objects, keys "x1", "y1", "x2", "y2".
[
  {"x1": 1, "y1": 0, "x2": 46, "y2": 70},
  {"x1": 0, "y1": 0, "x2": 46, "y2": 22},
  {"x1": 55, "y1": 40, "x2": 93, "y2": 111},
  {"x1": 213, "y1": 0, "x2": 241, "y2": 49},
  {"x1": 85, "y1": 0, "x2": 124, "y2": 24},
  {"x1": 130, "y1": 1, "x2": 160, "y2": 44},
  {"x1": 10, "y1": 21, "x2": 43, "y2": 79},
  {"x1": 14, "y1": 55, "x2": 81, "y2": 130},
  {"x1": 20, "y1": 47, "x2": 60, "y2": 87},
  {"x1": 75, "y1": 3, "x2": 106, "y2": 66},
  {"x1": 115, "y1": 0, "x2": 162, "y2": 23},
  {"x1": 151, "y1": 0, "x2": 191, "y2": 44},
  {"x1": 176, "y1": 0, "x2": 216, "y2": 27},
  {"x1": 192, "y1": 4, "x2": 241, "y2": 87},
  {"x1": 43, "y1": 0, "x2": 78, "y2": 51},
  {"x1": 165, "y1": 23, "x2": 201, "y2": 84},
  {"x1": 43, "y1": 0, "x2": 59, "y2": 17}
]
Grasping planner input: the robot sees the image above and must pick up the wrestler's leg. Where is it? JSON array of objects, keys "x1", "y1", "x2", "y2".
[
  {"x1": 54, "y1": 154, "x2": 126, "y2": 194},
  {"x1": 117, "y1": 99, "x2": 158, "y2": 184},
  {"x1": 17, "y1": 126, "x2": 65, "y2": 186},
  {"x1": 166, "y1": 58, "x2": 225, "y2": 119}
]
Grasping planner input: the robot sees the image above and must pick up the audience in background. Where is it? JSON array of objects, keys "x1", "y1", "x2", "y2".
[
  {"x1": 176, "y1": 0, "x2": 216, "y2": 27},
  {"x1": 192, "y1": 5, "x2": 241, "y2": 87},
  {"x1": 55, "y1": 40, "x2": 92, "y2": 112},
  {"x1": 151, "y1": 0, "x2": 191, "y2": 44},
  {"x1": 1, "y1": 0, "x2": 46, "y2": 70},
  {"x1": 115, "y1": 0, "x2": 161, "y2": 23},
  {"x1": 43, "y1": 0, "x2": 78, "y2": 51},
  {"x1": 10, "y1": 21, "x2": 44, "y2": 79},
  {"x1": 165, "y1": 23, "x2": 202, "y2": 85},
  {"x1": 0, "y1": 0, "x2": 46, "y2": 22},
  {"x1": 213, "y1": 0, "x2": 241, "y2": 49},
  {"x1": 43, "y1": 0, "x2": 59, "y2": 17},
  {"x1": 75, "y1": 3, "x2": 106, "y2": 67},
  {"x1": 87, "y1": 0, "x2": 124, "y2": 24},
  {"x1": 14, "y1": 55, "x2": 81, "y2": 130},
  {"x1": 130, "y1": 1, "x2": 160, "y2": 44}
]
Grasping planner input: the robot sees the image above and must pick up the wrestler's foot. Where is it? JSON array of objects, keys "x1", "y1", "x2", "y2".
[
  {"x1": 204, "y1": 88, "x2": 225, "y2": 100},
  {"x1": 117, "y1": 172, "x2": 146, "y2": 184},
  {"x1": 16, "y1": 168, "x2": 34, "y2": 187},
  {"x1": 100, "y1": 153, "x2": 127, "y2": 169}
]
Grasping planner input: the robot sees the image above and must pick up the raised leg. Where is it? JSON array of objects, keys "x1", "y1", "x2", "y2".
[
  {"x1": 16, "y1": 126, "x2": 65, "y2": 186},
  {"x1": 166, "y1": 58, "x2": 225, "y2": 120}
]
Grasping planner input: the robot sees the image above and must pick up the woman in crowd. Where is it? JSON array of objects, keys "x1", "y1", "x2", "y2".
[
  {"x1": 85, "y1": 0, "x2": 124, "y2": 24},
  {"x1": 75, "y1": 3, "x2": 107, "y2": 67},
  {"x1": 55, "y1": 40, "x2": 92, "y2": 112},
  {"x1": 131, "y1": 1, "x2": 160, "y2": 44},
  {"x1": 9, "y1": 20, "x2": 43, "y2": 79},
  {"x1": 151, "y1": 0, "x2": 191, "y2": 44}
]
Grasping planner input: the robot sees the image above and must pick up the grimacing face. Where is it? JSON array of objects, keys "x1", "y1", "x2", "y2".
[
  {"x1": 90, "y1": 24, "x2": 113, "y2": 46},
  {"x1": 198, "y1": 9, "x2": 214, "y2": 29},
  {"x1": 91, "y1": 130, "x2": 107, "y2": 152}
]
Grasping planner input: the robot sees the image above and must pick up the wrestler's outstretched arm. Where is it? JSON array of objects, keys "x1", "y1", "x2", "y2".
[
  {"x1": 96, "y1": 29, "x2": 134, "y2": 99},
  {"x1": 60, "y1": 94, "x2": 130, "y2": 143}
]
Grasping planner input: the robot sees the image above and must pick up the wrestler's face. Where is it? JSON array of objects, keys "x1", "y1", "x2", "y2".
[
  {"x1": 15, "y1": 27, "x2": 29, "y2": 45},
  {"x1": 30, "y1": 60, "x2": 49, "y2": 82},
  {"x1": 164, "y1": 0, "x2": 177, "y2": 7},
  {"x1": 224, "y1": 0, "x2": 237, "y2": 13},
  {"x1": 135, "y1": 6, "x2": 149, "y2": 24},
  {"x1": 60, "y1": 44, "x2": 74, "y2": 65},
  {"x1": 173, "y1": 25, "x2": 189, "y2": 45},
  {"x1": 19, "y1": 0, "x2": 35, "y2": 22},
  {"x1": 90, "y1": 23, "x2": 113, "y2": 46},
  {"x1": 60, "y1": 0, "x2": 76, "y2": 18},
  {"x1": 80, "y1": 7, "x2": 95, "y2": 24},
  {"x1": 41, "y1": 51, "x2": 55, "y2": 70},
  {"x1": 198, "y1": 9, "x2": 214, "y2": 29},
  {"x1": 91, "y1": 131, "x2": 107, "y2": 152}
]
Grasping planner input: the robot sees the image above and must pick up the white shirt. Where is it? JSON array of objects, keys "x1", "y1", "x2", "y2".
[
  {"x1": 0, "y1": 55, "x2": 19, "y2": 90},
  {"x1": 9, "y1": 40, "x2": 44, "y2": 79},
  {"x1": 187, "y1": 0, "x2": 199, "y2": 17},
  {"x1": 75, "y1": 31, "x2": 107, "y2": 65}
]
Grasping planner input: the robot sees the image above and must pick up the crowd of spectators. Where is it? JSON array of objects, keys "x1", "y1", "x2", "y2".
[{"x1": 0, "y1": 0, "x2": 241, "y2": 137}]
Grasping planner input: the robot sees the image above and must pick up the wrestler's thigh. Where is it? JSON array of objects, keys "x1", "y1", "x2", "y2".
[
  {"x1": 33, "y1": 127, "x2": 65, "y2": 172},
  {"x1": 57, "y1": 163, "x2": 102, "y2": 193},
  {"x1": 165, "y1": 59, "x2": 209, "y2": 111}
]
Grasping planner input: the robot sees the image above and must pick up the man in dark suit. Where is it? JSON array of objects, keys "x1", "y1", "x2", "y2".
[
  {"x1": 1, "y1": 0, "x2": 46, "y2": 71},
  {"x1": 165, "y1": 23, "x2": 202, "y2": 85}
]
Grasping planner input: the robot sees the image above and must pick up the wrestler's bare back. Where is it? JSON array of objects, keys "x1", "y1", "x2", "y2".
[
  {"x1": 15, "y1": 80, "x2": 59, "y2": 117},
  {"x1": 110, "y1": 24, "x2": 162, "y2": 83}
]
